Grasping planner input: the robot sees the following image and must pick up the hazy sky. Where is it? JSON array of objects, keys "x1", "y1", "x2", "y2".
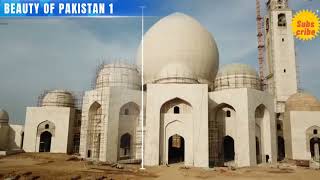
[{"x1": 0, "y1": 0, "x2": 319, "y2": 124}]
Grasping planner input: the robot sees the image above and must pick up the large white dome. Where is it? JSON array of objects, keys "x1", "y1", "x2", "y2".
[{"x1": 137, "y1": 13, "x2": 219, "y2": 84}]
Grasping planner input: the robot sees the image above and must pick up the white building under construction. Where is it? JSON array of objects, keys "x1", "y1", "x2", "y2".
[{"x1": 1, "y1": 0, "x2": 320, "y2": 168}]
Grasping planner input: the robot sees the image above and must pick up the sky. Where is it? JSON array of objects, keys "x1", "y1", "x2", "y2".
[{"x1": 0, "y1": 0, "x2": 319, "y2": 124}]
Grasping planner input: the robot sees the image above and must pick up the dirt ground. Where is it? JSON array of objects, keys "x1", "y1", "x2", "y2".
[{"x1": 0, "y1": 153, "x2": 320, "y2": 180}]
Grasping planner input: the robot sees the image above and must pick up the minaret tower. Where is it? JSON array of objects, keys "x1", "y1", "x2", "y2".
[{"x1": 264, "y1": 0, "x2": 298, "y2": 114}]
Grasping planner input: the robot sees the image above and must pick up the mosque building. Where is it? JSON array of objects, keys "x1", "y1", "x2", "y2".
[{"x1": 1, "y1": 0, "x2": 320, "y2": 168}]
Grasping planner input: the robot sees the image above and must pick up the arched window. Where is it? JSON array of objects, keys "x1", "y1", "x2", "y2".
[
  {"x1": 278, "y1": 13, "x2": 286, "y2": 27},
  {"x1": 314, "y1": 129, "x2": 318, "y2": 135},
  {"x1": 226, "y1": 110, "x2": 231, "y2": 117},
  {"x1": 174, "y1": 106, "x2": 180, "y2": 114}
]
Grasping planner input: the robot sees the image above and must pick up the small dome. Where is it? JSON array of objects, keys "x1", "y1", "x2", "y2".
[
  {"x1": 137, "y1": 12, "x2": 219, "y2": 84},
  {"x1": 42, "y1": 90, "x2": 75, "y2": 108},
  {"x1": 0, "y1": 109, "x2": 9, "y2": 123},
  {"x1": 214, "y1": 64, "x2": 261, "y2": 91},
  {"x1": 286, "y1": 92, "x2": 320, "y2": 111},
  {"x1": 95, "y1": 63, "x2": 141, "y2": 90}
]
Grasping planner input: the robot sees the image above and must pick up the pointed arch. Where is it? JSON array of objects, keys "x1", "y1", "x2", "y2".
[
  {"x1": 306, "y1": 125, "x2": 320, "y2": 158},
  {"x1": 160, "y1": 97, "x2": 192, "y2": 114},
  {"x1": 168, "y1": 134, "x2": 185, "y2": 164},
  {"x1": 37, "y1": 120, "x2": 55, "y2": 137},
  {"x1": 254, "y1": 104, "x2": 270, "y2": 164},
  {"x1": 87, "y1": 101, "x2": 102, "y2": 160},
  {"x1": 209, "y1": 103, "x2": 236, "y2": 167},
  {"x1": 223, "y1": 136, "x2": 235, "y2": 162},
  {"x1": 119, "y1": 133, "x2": 132, "y2": 160},
  {"x1": 39, "y1": 131, "x2": 52, "y2": 152},
  {"x1": 119, "y1": 102, "x2": 140, "y2": 116}
]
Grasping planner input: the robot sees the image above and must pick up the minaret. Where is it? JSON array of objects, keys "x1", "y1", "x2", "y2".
[{"x1": 264, "y1": 0, "x2": 298, "y2": 114}]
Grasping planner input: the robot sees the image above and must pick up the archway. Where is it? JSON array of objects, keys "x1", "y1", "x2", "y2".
[
  {"x1": 159, "y1": 98, "x2": 191, "y2": 165},
  {"x1": 254, "y1": 104, "x2": 269, "y2": 164},
  {"x1": 39, "y1": 131, "x2": 52, "y2": 152},
  {"x1": 118, "y1": 102, "x2": 140, "y2": 160},
  {"x1": 210, "y1": 103, "x2": 236, "y2": 166},
  {"x1": 310, "y1": 137, "x2": 320, "y2": 158},
  {"x1": 277, "y1": 136, "x2": 285, "y2": 161},
  {"x1": 87, "y1": 101, "x2": 102, "y2": 159},
  {"x1": 168, "y1": 134, "x2": 185, "y2": 164},
  {"x1": 119, "y1": 133, "x2": 131, "y2": 160},
  {"x1": 223, "y1": 136, "x2": 235, "y2": 162}
]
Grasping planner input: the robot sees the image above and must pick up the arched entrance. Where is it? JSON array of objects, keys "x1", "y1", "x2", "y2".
[
  {"x1": 223, "y1": 136, "x2": 235, "y2": 162},
  {"x1": 87, "y1": 102, "x2": 102, "y2": 159},
  {"x1": 159, "y1": 98, "x2": 191, "y2": 165},
  {"x1": 310, "y1": 137, "x2": 320, "y2": 158},
  {"x1": 255, "y1": 104, "x2": 270, "y2": 164},
  {"x1": 277, "y1": 136, "x2": 285, "y2": 161},
  {"x1": 168, "y1": 134, "x2": 185, "y2": 164},
  {"x1": 39, "y1": 131, "x2": 52, "y2": 152},
  {"x1": 119, "y1": 133, "x2": 131, "y2": 160},
  {"x1": 118, "y1": 102, "x2": 140, "y2": 160}
]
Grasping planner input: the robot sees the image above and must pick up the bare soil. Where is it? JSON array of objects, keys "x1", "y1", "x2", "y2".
[{"x1": 0, "y1": 153, "x2": 320, "y2": 180}]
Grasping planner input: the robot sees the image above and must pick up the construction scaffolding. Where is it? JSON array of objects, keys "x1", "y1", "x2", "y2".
[
  {"x1": 256, "y1": 0, "x2": 266, "y2": 90},
  {"x1": 214, "y1": 74, "x2": 262, "y2": 91},
  {"x1": 92, "y1": 59, "x2": 141, "y2": 90},
  {"x1": 37, "y1": 89, "x2": 84, "y2": 154}
]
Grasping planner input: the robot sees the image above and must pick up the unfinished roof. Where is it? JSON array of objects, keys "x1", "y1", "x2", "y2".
[
  {"x1": 286, "y1": 92, "x2": 320, "y2": 111},
  {"x1": 217, "y1": 64, "x2": 258, "y2": 77},
  {"x1": 95, "y1": 62, "x2": 141, "y2": 90},
  {"x1": 0, "y1": 109, "x2": 9, "y2": 123},
  {"x1": 214, "y1": 63, "x2": 261, "y2": 91},
  {"x1": 42, "y1": 90, "x2": 75, "y2": 108}
]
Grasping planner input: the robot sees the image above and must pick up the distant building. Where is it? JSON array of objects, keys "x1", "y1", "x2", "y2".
[{"x1": 0, "y1": 109, "x2": 24, "y2": 155}]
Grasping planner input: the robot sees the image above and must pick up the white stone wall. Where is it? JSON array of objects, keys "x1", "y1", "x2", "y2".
[
  {"x1": 265, "y1": 9, "x2": 298, "y2": 108},
  {"x1": 284, "y1": 111, "x2": 320, "y2": 160},
  {"x1": 144, "y1": 84, "x2": 209, "y2": 167},
  {"x1": 106, "y1": 87, "x2": 141, "y2": 162},
  {"x1": 209, "y1": 88, "x2": 276, "y2": 167},
  {"x1": 24, "y1": 107, "x2": 75, "y2": 153},
  {"x1": 80, "y1": 87, "x2": 141, "y2": 162}
]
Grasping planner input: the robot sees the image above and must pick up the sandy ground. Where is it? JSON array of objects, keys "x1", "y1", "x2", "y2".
[{"x1": 0, "y1": 153, "x2": 320, "y2": 180}]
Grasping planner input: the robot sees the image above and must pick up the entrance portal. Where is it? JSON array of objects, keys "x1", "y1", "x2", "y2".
[
  {"x1": 39, "y1": 131, "x2": 52, "y2": 152},
  {"x1": 223, "y1": 136, "x2": 235, "y2": 162},
  {"x1": 168, "y1": 134, "x2": 184, "y2": 164},
  {"x1": 310, "y1": 137, "x2": 320, "y2": 158}
]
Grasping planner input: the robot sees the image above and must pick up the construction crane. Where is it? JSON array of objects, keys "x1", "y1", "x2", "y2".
[{"x1": 256, "y1": 0, "x2": 266, "y2": 90}]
